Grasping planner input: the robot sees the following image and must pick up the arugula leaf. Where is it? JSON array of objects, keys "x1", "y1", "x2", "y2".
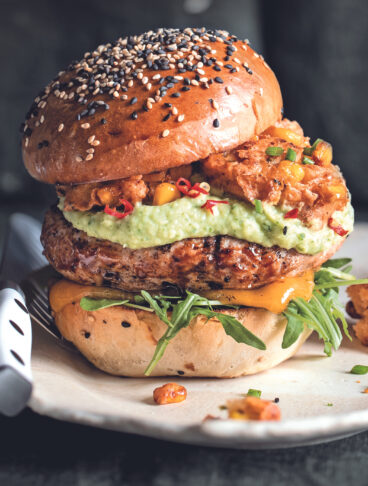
[
  {"x1": 80, "y1": 297, "x2": 153, "y2": 312},
  {"x1": 322, "y1": 258, "x2": 352, "y2": 269},
  {"x1": 189, "y1": 307, "x2": 266, "y2": 350},
  {"x1": 282, "y1": 308, "x2": 305, "y2": 348},
  {"x1": 282, "y1": 257, "x2": 361, "y2": 355},
  {"x1": 143, "y1": 292, "x2": 266, "y2": 375}
]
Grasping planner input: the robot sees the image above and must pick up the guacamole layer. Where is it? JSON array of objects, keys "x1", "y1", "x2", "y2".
[{"x1": 59, "y1": 195, "x2": 354, "y2": 255}]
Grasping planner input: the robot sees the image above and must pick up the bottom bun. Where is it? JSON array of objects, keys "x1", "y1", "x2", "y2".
[{"x1": 53, "y1": 302, "x2": 311, "y2": 378}]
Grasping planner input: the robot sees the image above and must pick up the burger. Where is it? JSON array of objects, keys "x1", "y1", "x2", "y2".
[{"x1": 21, "y1": 28, "x2": 356, "y2": 378}]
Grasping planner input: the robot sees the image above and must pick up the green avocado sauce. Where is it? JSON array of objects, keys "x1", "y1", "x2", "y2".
[{"x1": 59, "y1": 195, "x2": 354, "y2": 255}]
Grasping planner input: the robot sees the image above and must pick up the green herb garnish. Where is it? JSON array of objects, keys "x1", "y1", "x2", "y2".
[
  {"x1": 254, "y1": 199, "x2": 263, "y2": 214},
  {"x1": 350, "y1": 365, "x2": 368, "y2": 375},
  {"x1": 302, "y1": 156, "x2": 314, "y2": 165},
  {"x1": 281, "y1": 258, "x2": 368, "y2": 354},
  {"x1": 286, "y1": 148, "x2": 297, "y2": 162},
  {"x1": 266, "y1": 146, "x2": 284, "y2": 156},
  {"x1": 246, "y1": 389, "x2": 262, "y2": 398},
  {"x1": 303, "y1": 138, "x2": 323, "y2": 156}
]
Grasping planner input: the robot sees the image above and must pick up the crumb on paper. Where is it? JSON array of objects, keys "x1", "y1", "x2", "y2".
[{"x1": 226, "y1": 396, "x2": 281, "y2": 421}]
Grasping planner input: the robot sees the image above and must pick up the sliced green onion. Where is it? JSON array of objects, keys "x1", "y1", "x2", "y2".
[
  {"x1": 311, "y1": 138, "x2": 323, "y2": 150},
  {"x1": 302, "y1": 156, "x2": 314, "y2": 165},
  {"x1": 286, "y1": 148, "x2": 297, "y2": 162},
  {"x1": 350, "y1": 365, "x2": 368, "y2": 375},
  {"x1": 298, "y1": 233, "x2": 306, "y2": 240},
  {"x1": 247, "y1": 389, "x2": 262, "y2": 398},
  {"x1": 266, "y1": 146, "x2": 284, "y2": 156},
  {"x1": 303, "y1": 138, "x2": 323, "y2": 156},
  {"x1": 254, "y1": 199, "x2": 263, "y2": 214}
]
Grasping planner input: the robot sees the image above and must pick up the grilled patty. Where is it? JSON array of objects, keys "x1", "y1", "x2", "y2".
[{"x1": 41, "y1": 206, "x2": 342, "y2": 292}]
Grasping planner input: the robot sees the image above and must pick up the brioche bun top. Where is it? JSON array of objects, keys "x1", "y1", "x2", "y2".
[{"x1": 21, "y1": 27, "x2": 282, "y2": 185}]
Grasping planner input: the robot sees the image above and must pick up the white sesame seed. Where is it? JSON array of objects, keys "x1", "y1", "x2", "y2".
[
  {"x1": 91, "y1": 140, "x2": 100, "y2": 146},
  {"x1": 127, "y1": 80, "x2": 134, "y2": 87},
  {"x1": 212, "y1": 100, "x2": 219, "y2": 109},
  {"x1": 145, "y1": 83, "x2": 152, "y2": 91},
  {"x1": 147, "y1": 97, "x2": 155, "y2": 103},
  {"x1": 146, "y1": 101, "x2": 153, "y2": 110},
  {"x1": 142, "y1": 76, "x2": 148, "y2": 84},
  {"x1": 58, "y1": 123, "x2": 64, "y2": 132},
  {"x1": 200, "y1": 77, "x2": 208, "y2": 83},
  {"x1": 85, "y1": 153, "x2": 94, "y2": 161},
  {"x1": 191, "y1": 79, "x2": 199, "y2": 86},
  {"x1": 81, "y1": 123, "x2": 90, "y2": 129},
  {"x1": 40, "y1": 115, "x2": 45, "y2": 123},
  {"x1": 25, "y1": 137, "x2": 29, "y2": 147},
  {"x1": 121, "y1": 94, "x2": 128, "y2": 100},
  {"x1": 86, "y1": 148, "x2": 95, "y2": 154},
  {"x1": 162, "y1": 129, "x2": 170, "y2": 138},
  {"x1": 172, "y1": 106, "x2": 178, "y2": 115},
  {"x1": 76, "y1": 156, "x2": 83, "y2": 162},
  {"x1": 137, "y1": 72, "x2": 143, "y2": 79},
  {"x1": 152, "y1": 74, "x2": 161, "y2": 80},
  {"x1": 88, "y1": 135, "x2": 95, "y2": 144},
  {"x1": 177, "y1": 114, "x2": 185, "y2": 122},
  {"x1": 233, "y1": 57, "x2": 241, "y2": 64},
  {"x1": 260, "y1": 87, "x2": 264, "y2": 96},
  {"x1": 113, "y1": 91, "x2": 119, "y2": 98},
  {"x1": 197, "y1": 68, "x2": 205, "y2": 75},
  {"x1": 225, "y1": 86, "x2": 233, "y2": 95}
]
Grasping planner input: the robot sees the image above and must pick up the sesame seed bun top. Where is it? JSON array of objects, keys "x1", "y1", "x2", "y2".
[{"x1": 21, "y1": 27, "x2": 283, "y2": 185}]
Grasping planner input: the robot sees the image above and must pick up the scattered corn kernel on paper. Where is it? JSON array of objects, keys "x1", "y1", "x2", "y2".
[{"x1": 29, "y1": 224, "x2": 368, "y2": 449}]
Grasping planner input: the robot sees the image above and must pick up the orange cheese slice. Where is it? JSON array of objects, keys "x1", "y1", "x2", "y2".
[
  {"x1": 202, "y1": 271, "x2": 314, "y2": 314},
  {"x1": 49, "y1": 271, "x2": 314, "y2": 315}
]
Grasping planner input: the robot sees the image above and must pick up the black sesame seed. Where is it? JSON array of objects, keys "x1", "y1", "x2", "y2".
[
  {"x1": 100, "y1": 118, "x2": 107, "y2": 124},
  {"x1": 37, "y1": 142, "x2": 43, "y2": 149},
  {"x1": 166, "y1": 82, "x2": 174, "y2": 89},
  {"x1": 177, "y1": 370, "x2": 185, "y2": 375},
  {"x1": 121, "y1": 321, "x2": 131, "y2": 328},
  {"x1": 163, "y1": 113, "x2": 171, "y2": 121},
  {"x1": 283, "y1": 226, "x2": 288, "y2": 235},
  {"x1": 214, "y1": 76, "x2": 223, "y2": 83},
  {"x1": 84, "y1": 332, "x2": 91, "y2": 339},
  {"x1": 181, "y1": 86, "x2": 190, "y2": 91},
  {"x1": 213, "y1": 66, "x2": 221, "y2": 72},
  {"x1": 131, "y1": 111, "x2": 138, "y2": 120},
  {"x1": 171, "y1": 92, "x2": 180, "y2": 98},
  {"x1": 224, "y1": 64, "x2": 233, "y2": 69},
  {"x1": 164, "y1": 103, "x2": 172, "y2": 108},
  {"x1": 213, "y1": 118, "x2": 220, "y2": 128},
  {"x1": 274, "y1": 397, "x2": 280, "y2": 403},
  {"x1": 130, "y1": 97, "x2": 138, "y2": 105}
]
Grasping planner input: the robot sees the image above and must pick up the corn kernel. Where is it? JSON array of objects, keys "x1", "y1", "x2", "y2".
[
  {"x1": 97, "y1": 188, "x2": 113, "y2": 205},
  {"x1": 312, "y1": 141, "x2": 333, "y2": 166},
  {"x1": 278, "y1": 160, "x2": 305, "y2": 183},
  {"x1": 153, "y1": 183, "x2": 181, "y2": 206},
  {"x1": 327, "y1": 184, "x2": 346, "y2": 199},
  {"x1": 265, "y1": 126, "x2": 304, "y2": 146}
]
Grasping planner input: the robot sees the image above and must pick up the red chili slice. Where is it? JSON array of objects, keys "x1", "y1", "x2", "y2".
[
  {"x1": 328, "y1": 218, "x2": 348, "y2": 236},
  {"x1": 187, "y1": 182, "x2": 209, "y2": 199},
  {"x1": 284, "y1": 208, "x2": 299, "y2": 219},
  {"x1": 104, "y1": 199, "x2": 134, "y2": 219},
  {"x1": 201, "y1": 199, "x2": 229, "y2": 214},
  {"x1": 175, "y1": 177, "x2": 191, "y2": 195}
]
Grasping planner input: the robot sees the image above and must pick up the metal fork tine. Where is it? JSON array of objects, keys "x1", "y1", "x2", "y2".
[
  {"x1": 31, "y1": 299, "x2": 51, "y2": 323},
  {"x1": 32, "y1": 291, "x2": 50, "y2": 313}
]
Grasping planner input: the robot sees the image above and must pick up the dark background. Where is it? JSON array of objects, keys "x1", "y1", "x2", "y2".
[
  {"x1": 1, "y1": 0, "x2": 367, "y2": 216},
  {"x1": 1, "y1": 1, "x2": 368, "y2": 484}
]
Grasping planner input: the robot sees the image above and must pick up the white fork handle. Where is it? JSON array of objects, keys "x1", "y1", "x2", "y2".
[{"x1": 0, "y1": 282, "x2": 33, "y2": 416}]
